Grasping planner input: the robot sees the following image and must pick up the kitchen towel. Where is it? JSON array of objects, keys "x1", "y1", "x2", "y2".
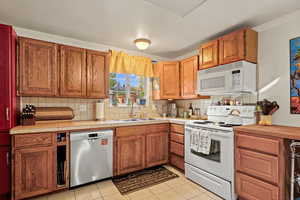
[
  {"x1": 190, "y1": 128, "x2": 200, "y2": 152},
  {"x1": 198, "y1": 129, "x2": 211, "y2": 155}
]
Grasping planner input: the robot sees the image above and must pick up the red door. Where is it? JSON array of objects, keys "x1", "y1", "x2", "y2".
[
  {"x1": 0, "y1": 23, "x2": 17, "y2": 199},
  {"x1": 0, "y1": 24, "x2": 17, "y2": 132},
  {"x1": 0, "y1": 146, "x2": 10, "y2": 197}
]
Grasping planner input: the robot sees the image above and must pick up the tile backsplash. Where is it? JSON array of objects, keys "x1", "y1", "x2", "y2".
[{"x1": 21, "y1": 97, "x2": 167, "y2": 121}]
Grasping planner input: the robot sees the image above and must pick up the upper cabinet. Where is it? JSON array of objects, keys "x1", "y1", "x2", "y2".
[
  {"x1": 199, "y1": 40, "x2": 218, "y2": 69},
  {"x1": 219, "y1": 28, "x2": 257, "y2": 65},
  {"x1": 59, "y1": 45, "x2": 87, "y2": 98},
  {"x1": 157, "y1": 56, "x2": 209, "y2": 100},
  {"x1": 160, "y1": 61, "x2": 180, "y2": 99},
  {"x1": 87, "y1": 50, "x2": 109, "y2": 98},
  {"x1": 199, "y1": 28, "x2": 257, "y2": 70},
  {"x1": 18, "y1": 37, "x2": 109, "y2": 98},
  {"x1": 180, "y1": 56, "x2": 198, "y2": 99},
  {"x1": 19, "y1": 37, "x2": 58, "y2": 96}
]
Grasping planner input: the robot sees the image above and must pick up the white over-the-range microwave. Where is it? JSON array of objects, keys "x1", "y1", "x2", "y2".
[{"x1": 197, "y1": 61, "x2": 257, "y2": 96}]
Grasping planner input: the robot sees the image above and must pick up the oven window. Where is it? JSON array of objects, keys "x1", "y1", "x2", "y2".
[{"x1": 191, "y1": 139, "x2": 221, "y2": 162}]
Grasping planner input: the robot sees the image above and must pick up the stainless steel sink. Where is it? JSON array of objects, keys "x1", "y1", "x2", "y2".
[{"x1": 121, "y1": 118, "x2": 156, "y2": 122}]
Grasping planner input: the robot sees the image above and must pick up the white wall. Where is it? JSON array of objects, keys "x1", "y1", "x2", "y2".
[{"x1": 255, "y1": 9, "x2": 300, "y2": 126}]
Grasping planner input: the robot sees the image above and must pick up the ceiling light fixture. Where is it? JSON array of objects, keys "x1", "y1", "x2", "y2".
[{"x1": 134, "y1": 38, "x2": 151, "y2": 50}]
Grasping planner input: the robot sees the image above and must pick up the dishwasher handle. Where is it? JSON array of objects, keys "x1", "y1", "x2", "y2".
[{"x1": 70, "y1": 130, "x2": 113, "y2": 141}]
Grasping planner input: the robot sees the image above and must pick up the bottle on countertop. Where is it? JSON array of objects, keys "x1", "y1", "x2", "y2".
[{"x1": 188, "y1": 103, "x2": 193, "y2": 117}]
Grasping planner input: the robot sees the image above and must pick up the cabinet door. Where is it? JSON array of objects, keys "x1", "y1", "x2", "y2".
[
  {"x1": 14, "y1": 146, "x2": 54, "y2": 200},
  {"x1": 117, "y1": 135, "x2": 145, "y2": 175},
  {"x1": 180, "y1": 56, "x2": 198, "y2": 99},
  {"x1": 146, "y1": 132, "x2": 168, "y2": 167},
  {"x1": 60, "y1": 45, "x2": 86, "y2": 97},
  {"x1": 160, "y1": 61, "x2": 180, "y2": 99},
  {"x1": 0, "y1": 146, "x2": 10, "y2": 196},
  {"x1": 219, "y1": 29, "x2": 245, "y2": 65},
  {"x1": 19, "y1": 37, "x2": 58, "y2": 96},
  {"x1": 87, "y1": 50, "x2": 109, "y2": 98},
  {"x1": 199, "y1": 40, "x2": 218, "y2": 69}
]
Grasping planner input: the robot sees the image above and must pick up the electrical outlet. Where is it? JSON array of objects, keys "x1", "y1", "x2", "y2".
[{"x1": 79, "y1": 105, "x2": 87, "y2": 112}]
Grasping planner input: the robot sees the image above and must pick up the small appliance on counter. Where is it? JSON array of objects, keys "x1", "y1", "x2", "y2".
[
  {"x1": 167, "y1": 103, "x2": 177, "y2": 118},
  {"x1": 96, "y1": 100, "x2": 105, "y2": 121}
]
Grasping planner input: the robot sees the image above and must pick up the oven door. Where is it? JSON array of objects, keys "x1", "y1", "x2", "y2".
[{"x1": 185, "y1": 126, "x2": 234, "y2": 181}]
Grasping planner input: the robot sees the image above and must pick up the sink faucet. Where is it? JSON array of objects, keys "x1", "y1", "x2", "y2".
[{"x1": 128, "y1": 98, "x2": 136, "y2": 118}]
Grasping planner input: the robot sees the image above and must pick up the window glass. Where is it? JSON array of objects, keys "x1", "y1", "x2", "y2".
[{"x1": 109, "y1": 73, "x2": 148, "y2": 106}]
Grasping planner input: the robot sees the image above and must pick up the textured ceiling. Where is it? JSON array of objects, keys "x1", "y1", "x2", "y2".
[{"x1": 0, "y1": 0, "x2": 300, "y2": 58}]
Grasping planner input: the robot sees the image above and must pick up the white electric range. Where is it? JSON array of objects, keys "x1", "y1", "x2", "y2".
[{"x1": 184, "y1": 106, "x2": 256, "y2": 200}]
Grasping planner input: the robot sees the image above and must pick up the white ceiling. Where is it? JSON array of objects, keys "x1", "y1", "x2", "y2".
[{"x1": 1, "y1": 0, "x2": 300, "y2": 58}]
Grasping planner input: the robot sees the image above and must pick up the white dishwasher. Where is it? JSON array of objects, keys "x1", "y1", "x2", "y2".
[{"x1": 70, "y1": 130, "x2": 113, "y2": 187}]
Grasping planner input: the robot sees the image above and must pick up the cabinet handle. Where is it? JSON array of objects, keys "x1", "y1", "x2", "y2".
[
  {"x1": 6, "y1": 152, "x2": 10, "y2": 166},
  {"x1": 6, "y1": 107, "x2": 9, "y2": 121}
]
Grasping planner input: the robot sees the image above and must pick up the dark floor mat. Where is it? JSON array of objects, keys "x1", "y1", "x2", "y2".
[{"x1": 112, "y1": 166, "x2": 179, "y2": 195}]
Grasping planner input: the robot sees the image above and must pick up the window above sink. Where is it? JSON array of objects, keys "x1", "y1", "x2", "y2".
[{"x1": 109, "y1": 73, "x2": 149, "y2": 107}]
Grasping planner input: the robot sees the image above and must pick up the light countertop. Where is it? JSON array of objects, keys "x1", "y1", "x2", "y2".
[{"x1": 10, "y1": 118, "x2": 191, "y2": 135}]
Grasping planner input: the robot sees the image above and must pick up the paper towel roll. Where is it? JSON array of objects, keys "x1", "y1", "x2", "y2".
[{"x1": 96, "y1": 102, "x2": 105, "y2": 121}]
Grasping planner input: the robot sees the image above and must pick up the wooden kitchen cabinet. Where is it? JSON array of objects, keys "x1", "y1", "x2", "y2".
[
  {"x1": 115, "y1": 124, "x2": 169, "y2": 176},
  {"x1": 87, "y1": 50, "x2": 109, "y2": 98},
  {"x1": 219, "y1": 28, "x2": 257, "y2": 65},
  {"x1": 13, "y1": 146, "x2": 54, "y2": 200},
  {"x1": 160, "y1": 61, "x2": 180, "y2": 99},
  {"x1": 169, "y1": 124, "x2": 185, "y2": 171},
  {"x1": 19, "y1": 37, "x2": 58, "y2": 96},
  {"x1": 180, "y1": 56, "x2": 198, "y2": 99},
  {"x1": 116, "y1": 135, "x2": 146, "y2": 175},
  {"x1": 146, "y1": 132, "x2": 169, "y2": 167},
  {"x1": 235, "y1": 130, "x2": 287, "y2": 200},
  {"x1": 199, "y1": 40, "x2": 219, "y2": 69},
  {"x1": 59, "y1": 45, "x2": 87, "y2": 97}
]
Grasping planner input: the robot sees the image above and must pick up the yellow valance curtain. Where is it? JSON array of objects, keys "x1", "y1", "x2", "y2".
[{"x1": 109, "y1": 50, "x2": 154, "y2": 77}]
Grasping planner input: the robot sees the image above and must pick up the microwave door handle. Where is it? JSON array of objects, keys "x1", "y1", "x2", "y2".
[{"x1": 226, "y1": 71, "x2": 232, "y2": 91}]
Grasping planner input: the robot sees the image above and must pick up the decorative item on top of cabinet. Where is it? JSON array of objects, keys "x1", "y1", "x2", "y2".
[
  {"x1": 59, "y1": 45, "x2": 87, "y2": 97},
  {"x1": 180, "y1": 56, "x2": 198, "y2": 99},
  {"x1": 219, "y1": 28, "x2": 257, "y2": 65},
  {"x1": 199, "y1": 40, "x2": 218, "y2": 69},
  {"x1": 159, "y1": 61, "x2": 180, "y2": 99},
  {"x1": 19, "y1": 37, "x2": 58, "y2": 97},
  {"x1": 87, "y1": 50, "x2": 109, "y2": 98}
]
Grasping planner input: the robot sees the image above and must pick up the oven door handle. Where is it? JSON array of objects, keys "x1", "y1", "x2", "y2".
[{"x1": 185, "y1": 127, "x2": 232, "y2": 138}]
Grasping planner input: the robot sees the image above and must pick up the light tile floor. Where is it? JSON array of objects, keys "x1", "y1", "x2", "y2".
[{"x1": 30, "y1": 166, "x2": 223, "y2": 200}]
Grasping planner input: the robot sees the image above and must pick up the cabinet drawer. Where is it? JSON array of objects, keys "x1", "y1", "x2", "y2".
[
  {"x1": 170, "y1": 141, "x2": 184, "y2": 156},
  {"x1": 13, "y1": 133, "x2": 53, "y2": 149},
  {"x1": 148, "y1": 124, "x2": 169, "y2": 133},
  {"x1": 236, "y1": 148, "x2": 279, "y2": 184},
  {"x1": 170, "y1": 124, "x2": 184, "y2": 134},
  {"x1": 236, "y1": 172, "x2": 279, "y2": 200},
  {"x1": 116, "y1": 126, "x2": 146, "y2": 137},
  {"x1": 170, "y1": 133, "x2": 184, "y2": 144},
  {"x1": 236, "y1": 133, "x2": 279, "y2": 155},
  {"x1": 170, "y1": 154, "x2": 184, "y2": 170}
]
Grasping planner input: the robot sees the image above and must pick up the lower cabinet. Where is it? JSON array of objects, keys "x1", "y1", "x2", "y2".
[
  {"x1": 116, "y1": 135, "x2": 145, "y2": 175},
  {"x1": 12, "y1": 132, "x2": 69, "y2": 200},
  {"x1": 169, "y1": 124, "x2": 185, "y2": 171},
  {"x1": 14, "y1": 146, "x2": 54, "y2": 200},
  {"x1": 115, "y1": 124, "x2": 169, "y2": 176},
  {"x1": 0, "y1": 146, "x2": 10, "y2": 198},
  {"x1": 146, "y1": 132, "x2": 168, "y2": 167},
  {"x1": 235, "y1": 131, "x2": 287, "y2": 200}
]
